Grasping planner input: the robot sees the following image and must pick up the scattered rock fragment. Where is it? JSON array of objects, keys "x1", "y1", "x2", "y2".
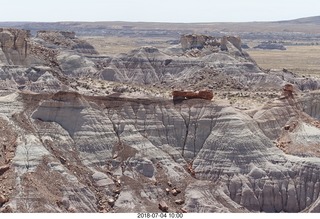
[
  {"x1": 171, "y1": 188, "x2": 181, "y2": 196},
  {"x1": 99, "y1": 209, "x2": 109, "y2": 213},
  {"x1": 0, "y1": 165, "x2": 9, "y2": 175},
  {"x1": 59, "y1": 156, "x2": 67, "y2": 164},
  {"x1": 116, "y1": 179, "x2": 121, "y2": 187},
  {"x1": 180, "y1": 208, "x2": 187, "y2": 213},
  {"x1": 107, "y1": 198, "x2": 115, "y2": 207},
  {"x1": 175, "y1": 199, "x2": 184, "y2": 205},
  {"x1": 0, "y1": 195, "x2": 8, "y2": 206},
  {"x1": 67, "y1": 207, "x2": 76, "y2": 213},
  {"x1": 98, "y1": 204, "x2": 105, "y2": 211},
  {"x1": 158, "y1": 201, "x2": 168, "y2": 212},
  {"x1": 113, "y1": 188, "x2": 121, "y2": 194},
  {"x1": 1, "y1": 205, "x2": 13, "y2": 213}
]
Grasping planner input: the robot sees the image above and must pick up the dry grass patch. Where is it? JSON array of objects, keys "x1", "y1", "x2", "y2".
[{"x1": 247, "y1": 45, "x2": 320, "y2": 76}]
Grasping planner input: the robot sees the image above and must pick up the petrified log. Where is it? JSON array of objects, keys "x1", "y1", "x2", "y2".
[{"x1": 172, "y1": 90, "x2": 213, "y2": 100}]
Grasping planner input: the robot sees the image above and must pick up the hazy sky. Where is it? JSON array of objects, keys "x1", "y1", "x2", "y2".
[{"x1": 1, "y1": 0, "x2": 320, "y2": 23}]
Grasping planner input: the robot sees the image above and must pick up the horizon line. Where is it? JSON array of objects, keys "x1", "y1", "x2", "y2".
[{"x1": 0, "y1": 15, "x2": 319, "y2": 24}]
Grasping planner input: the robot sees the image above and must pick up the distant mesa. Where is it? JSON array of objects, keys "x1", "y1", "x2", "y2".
[
  {"x1": 254, "y1": 41, "x2": 286, "y2": 50},
  {"x1": 241, "y1": 43, "x2": 250, "y2": 49},
  {"x1": 180, "y1": 34, "x2": 242, "y2": 52},
  {"x1": 180, "y1": 34, "x2": 220, "y2": 50},
  {"x1": 37, "y1": 30, "x2": 76, "y2": 39}
]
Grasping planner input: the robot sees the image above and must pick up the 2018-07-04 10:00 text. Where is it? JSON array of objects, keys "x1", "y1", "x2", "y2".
[{"x1": 137, "y1": 213, "x2": 183, "y2": 218}]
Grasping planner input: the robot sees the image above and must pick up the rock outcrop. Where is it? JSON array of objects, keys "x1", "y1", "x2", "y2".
[
  {"x1": 99, "y1": 34, "x2": 314, "y2": 92},
  {"x1": 0, "y1": 28, "x2": 30, "y2": 65},
  {"x1": 220, "y1": 36, "x2": 242, "y2": 51},
  {"x1": 0, "y1": 29, "x2": 311, "y2": 97},
  {"x1": 282, "y1": 83, "x2": 294, "y2": 98},
  {"x1": 180, "y1": 34, "x2": 220, "y2": 50},
  {"x1": 37, "y1": 31, "x2": 98, "y2": 54},
  {"x1": 98, "y1": 37, "x2": 258, "y2": 87},
  {"x1": 180, "y1": 34, "x2": 242, "y2": 52}
]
